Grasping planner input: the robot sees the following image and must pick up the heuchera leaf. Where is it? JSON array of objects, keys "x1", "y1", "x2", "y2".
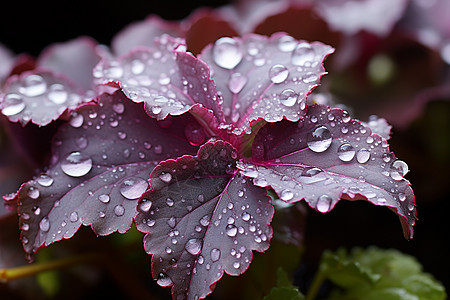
[
  {"x1": 93, "y1": 35, "x2": 223, "y2": 123},
  {"x1": 0, "y1": 70, "x2": 88, "y2": 126},
  {"x1": 135, "y1": 140, "x2": 273, "y2": 300},
  {"x1": 199, "y1": 33, "x2": 334, "y2": 134},
  {"x1": 111, "y1": 15, "x2": 184, "y2": 57},
  {"x1": 37, "y1": 37, "x2": 100, "y2": 91},
  {"x1": 316, "y1": 0, "x2": 409, "y2": 37},
  {"x1": 238, "y1": 104, "x2": 416, "y2": 239},
  {"x1": 12, "y1": 90, "x2": 199, "y2": 257}
]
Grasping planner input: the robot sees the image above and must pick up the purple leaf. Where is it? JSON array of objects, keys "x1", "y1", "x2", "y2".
[
  {"x1": 199, "y1": 33, "x2": 334, "y2": 134},
  {"x1": 111, "y1": 15, "x2": 184, "y2": 57},
  {"x1": 94, "y1": 35, "x2": 223, "y2": 123},
  {"x1": 12, "y1": 90, "x2": 199, "y2": 257},
  {"x1": 238, "y1": 104, "x2": 416, "y2": 239},
  {"x1": 135, "y1": 141, "x2": 273, "y2": 300},
  {"x1": 37, "y1": 37, "x2": 101, "y2": 91},
  {"x1": 0, "y1": 43, "x2": 15, "y2": 85},
  {"x1": 316, "y1": 0, "x2": 409, "y2": 37},
  {"x1": 0, "y1": 70, "x2": 88, "y2": 126}
]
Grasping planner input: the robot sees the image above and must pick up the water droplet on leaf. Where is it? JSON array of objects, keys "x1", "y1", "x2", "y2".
[
  {"x1": 185, "y1": 238, "x2": 202, "y2": 255},
  {"x1": 20, "y1": 74, "x2": 47, "y2": 97},
  {"x1": 292, "y1": 43, "x2": 315, "y2": 66},
  {"x1": 1, "y1": 94, "x2": 26, "y2": 116},
  {"x1": 307, "y1": 126, "x2": 332, "y2": 153},
  {"x1": 228, "y1": 72, "x2": 247, "y2": 94},
  {"x1": 61, "y1": 152, "x2": 92, "y2": 177},
  {"x1": 269, "y1": 64, "x2": 289, "y2": 83},
  {"x1": 280, "y1": 89, "x2": 298, "y2": 107},
  {"x1": 119, "y1": 177, "x2": 148, "y2": 200},
  {"x1": 356, "y1": 148, "x2": 371, "y2": 164},
  {"x1": 337, "y1": 143, "x2": 355, "y2": 162},
  {"x1": 211, "y1": 248, "x2": 221, "y2": 262},
  {"x1": 213, "y1": 37, "x2": 243, "y2": 69}
]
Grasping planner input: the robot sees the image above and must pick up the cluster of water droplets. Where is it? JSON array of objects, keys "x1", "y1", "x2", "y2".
[
  {"x1": 207, "y1": 34, "x2": 333, "y2": 135},
  {"x1": 0, "y1": 72, "x2": 86, "y2": 125}
]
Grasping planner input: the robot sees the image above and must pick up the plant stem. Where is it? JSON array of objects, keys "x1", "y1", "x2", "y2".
[
  {"x1": 305, "y1": 269, "x2": 327, "y2": 300},
  {"x1": 0, "y1": 253, "x2": 100, "y2": 283}
]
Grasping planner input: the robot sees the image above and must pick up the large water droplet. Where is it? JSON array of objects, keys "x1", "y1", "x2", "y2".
[
  {"x1": 159, "y1": 172, "x2": 172, "y2": 183},
  {"x1": 20, "y1": 74, "x2": 47, "y2": 97},
  {"x1": 269, "y1": 64, "x2": 289, "y2": 84},
  {"x1": 390, "y1": 160, "x2": 409, "y2": 181},
  {"x1": 61, "y1": 152, "x2": 93, "y2": 177},
  {"x1": 241, "y1": 212, "x2": 251, "y2": 221},
  {"x1": 226, "y1": 224, "x2": 238, "y2": 237},
  {"x1": 48, "y1": 84, "x2": 68, "y2": 104},
  {"x1": 307, "y1": 126, "x2": 332, "y2": 153},
  {"x1": 278, "y1": 35, "x2": 297, "y2": 52},
  {"x1": 292, "y1": 43, "x2": 315, "y2": 66},
  {"x1": 168, "y1": 216, "x2": 176, "y2": 228},
  {"x1": 70, "y1": 113, "x2": 84, "y2": 128},
  {"x1": 28, "y1": 186, "x2": 40, "y2": 199},
  {"x1": 211, "y1": 248, "x2": 221, "y2": 262},
  {"x1": 185, "y1": 238, "x2": 202, "y2": 255},
  {"x1": 37, "y1": 174, "x2": 54, "y2": 187},
  {"x1": 316, "y1": 194, "x2": 332, "y2": 213},
  {"x1": 200, "y1": 215, "x2": 210, "y2": 227},
  {"x1": 184, "y1": 123, "x2": 205, "y2": 146},
  {"x1": 112, "y1": 103, "x2": 125, "y2": 114},
  {"x1": 213, "y1": 37, "x2": 243, "y2": 69},
  {"x1": 280, "y1": 89, "x2": 298, "y2": 107},
  {"x1": 114, "y1": 205, "x2": 125, "y2": 216},
  {"x1": 139, "y1": 199, "x2": 152, "y2": 212},
  {"x1": 337, "y1": 143, "x2": 355, "y2": 162},
  {"x1": 280, "y1": 189, "x2": 294, "y2": 201},
  {"x1": 356, "y1": 148, "x2": 371, "y2": 164},
  {"x1": 1, "y1": 94, "x2": 26, "y2": 116},
  {"x1": 39, "y1": 217, "x2": 50, "y2": 232},
  {"x1": 119, "y1": 177, "x2": 148, "y2": 200},
  {"x1": 69, "y1": 211, "x2": 79, "y2": 222},
  {"x1": 157, "y1": 273, "x2": 173, "y2": 287},
  {"x1": 98, "y1": 194, "x2": 110, "y2": 203},
  {"x1": 228, "y1": 72, "x2": 247, "y2": 94}
]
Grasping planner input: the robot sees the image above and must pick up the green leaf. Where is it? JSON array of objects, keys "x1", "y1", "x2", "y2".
[
  {"x1": 319, "y1": 247, "x2": 447, "y2": 300},
  {"x1": 264, "y1": 268, "x2": 305, "y2": 300}
]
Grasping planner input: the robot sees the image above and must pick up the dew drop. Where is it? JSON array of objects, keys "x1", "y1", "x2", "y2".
[
  {"x1": 159, "y1": 172, "x2": 172, "y2": 183},
  {"x1": 167, "y1": 216, "x2": 176, "y2": 228},
  {"x1": 228, "y1": 72, "x2": 247, "y2": 94},
  {"x1": 307, "y1": 126, "x2": 332, "y2": 153},
  {"x1": 28, "y1": 186, "x2": 40, "y2": 199},
  {"x1": 213, "y1": 37, "x2": 243, "y2": 69},
  {"x1": 166, "y1": 197, "x2": 174, "y2": 207},
  {"x1": 70, "y1": 113, "x2": 84, "y2": 128},
  {"x1": 20, "y1": 74, "x2": 47, "y2": 97},
  {"x1": 119, "y1": 177, "x2": 148, "y2": 200},
  {"x1": 356, "y1": 148, "x2": 371, "y2": 164},
  {"x1": 280, "y1": 89, "x2": 298, "y2": 107},
  {"x1": 211, "y1": 248, "x2": 221, "y2": 262},
  {"x1": 157, "y1": 273, "x2": 173, "y2": 287},
  {"x1": 154, "y1": 145, "x2": 163, "y2": 154},
  {"x1": 98, "y1": 194, "x2": 110, "y2": 203},
  {"x1": 278, "y1": 35, "x2": 297, "y2": 52},
  {"x1": 316, "y1": 194, "x2": 332, "y2": 213},
  {"x1": 1, "y1": 94, "x2": 26, "y2": 116},
  {"x1": 226, "y1": 224, "x2": 238, "y2": 237},
  {"x1": 233, "y1": 262, "x2": 240, "y2": 269},
  {"x1": 185, "y1": 238, "x2": 202, "y2": 255},
  {"x1": 139, "y1": 199, "x2": 152, "y2": 212},
  {"x1": 48, "y1": 84, "x2": 68, "y2": 104},
  {"x1": 112, "y1": 103, "x2": 125, "y2": 114},
  {"x1": 114, "y1": 205, "x2": 125, "y2": 216},
  {"x1": 69, "y1": 211, "x2": 79, "y2": 222},
  {"x1": 390, "y1": 160, "x2": 409, "y2": 181},
  {"x1": 200, "y1": 215, "x2": 210, "y2": 227},
  {"x1": 241, "y1": 212, "x2": 251, "y2": 221},
  {"x1": 61, "y1": 152, "x2": 92, "y2": 177},
  {"x1": 337, "y1": 143, "x2": 355, "y2": 162},
  {"x1": 292, "y1": 43, "x2": 315, "y2": 66},
  {"x1": 39, "y1": 217, "x2": 50, "y2": 232},
  {"x1": 280, "y1": 189, "x2": 294, "y2": 201},
  {"x1": 184, "y1": 123, "x2": 205, "y2": 146},
  {"x1": 269, "y1": 64, "x2": 289, "y2": 83},
  {"x1": 399, "y1": 193, "x2": 406, "y2": 202}
]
